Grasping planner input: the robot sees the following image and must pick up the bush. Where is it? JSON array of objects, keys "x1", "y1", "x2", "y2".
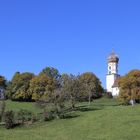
[
  {"x1": 118, "y1": 97, "x2": 129, "y2": 105},
  {"x1": 16, "y1": 109, "x2": 32, "y2": 124},
  {"x1": 0, "y1": 101, "x2": 6, "y2": 122},
  {"x1": 4, "y1": 110, "x2": 15, "y2": 129},
  {"x1": 44, "y1": 111, "x2": 54, "y2": 121},
  {"x1": 31, "y1": 114, "x2": 37, "y2": 123}
]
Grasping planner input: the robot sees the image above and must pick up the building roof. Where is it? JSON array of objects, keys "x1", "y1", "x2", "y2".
[
  {"x1": 112, "y1": 77, "x2": 120, "y2": 88},
  {"x1": 108, "y1": 51, "x2": 119, "y2": 63}
]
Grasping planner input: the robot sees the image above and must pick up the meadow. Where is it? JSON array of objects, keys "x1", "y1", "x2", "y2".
[{"x1": 0, "y1": 98, "x2": 140, "y2": 140}]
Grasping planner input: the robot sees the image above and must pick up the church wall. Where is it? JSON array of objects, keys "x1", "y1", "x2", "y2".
[
  {"x1": 112, "y1": 87, "x2": 119, "y2": 97},
  {"x1": 106, "y1": 74, "x2": 119, "y2": 93}
]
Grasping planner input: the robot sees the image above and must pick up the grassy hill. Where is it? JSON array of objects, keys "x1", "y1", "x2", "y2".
[{"x1": 0, "y1": 98, "x2": 140, "y2": 140}]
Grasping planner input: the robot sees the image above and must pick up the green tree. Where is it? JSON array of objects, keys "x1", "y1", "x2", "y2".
[
  {"x1": 39, "y1": 67, "x2": 61, "y2": 80},
  {"x1": 4, "y1": 110, "x2": 15, "y2": 129},
  {"x1": 39, "y1": 67, "x2": 61, "y2": 90},
  {"x1": 79, "y1": 72, "x2": 103, "y2": 105},
  {"x1": 0, "y1": 101, "x2": 6, "y2": 122},
  {"x1": 61, "y1": 74, "x2": 81, "y2": 109},
  {"x1": 46, "y1": 88, "x2": 66, "y2": 119}
]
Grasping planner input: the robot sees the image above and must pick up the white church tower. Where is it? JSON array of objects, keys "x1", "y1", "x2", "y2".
[{"x1": 106, "y1": 51, "x2": 120, "y2": 97}]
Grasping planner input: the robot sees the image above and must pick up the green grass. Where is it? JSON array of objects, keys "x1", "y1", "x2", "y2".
[
  {"x1": 1, "y1": 98, "x2": 140, "y2": 140},
  {"x1": 5, "y1": 100, "x2": 41, "y2": 114}
]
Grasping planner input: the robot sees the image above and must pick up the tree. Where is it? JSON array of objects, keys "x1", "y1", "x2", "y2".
[
  {"x1": 39, "y1": 67, "x2": 61, "y2": 81},
  {"x1": 0, "y1": 101, "x2": 6, "y2": 122},
  {"x1": 4, "y1": 110, "x2": 15, "y2": 129},
  {"x1": 6, "y1": 72, "x2": 35, "y2": 101},
  {"x1": 78, "y1": 72, "x2": 103, "y2": 105},
  {"x1": 45, "y1": 88, "x2": 66, "y2": 119},
  {"x1": 0, "y1": 75, "x2": 7, "y2": 100},
  {"x1": 118, "y1": 70, "x2": 140, "y2": 105},
  {"x1": 0, "y1": 75, "x2": 7, "y2": 88},
  {"x1": 29, "y1": 75, "x2": 57, "y2": 101},
  {"x1": 61, "y1": 74, "x2": 81, "y2": 109},
  {"x1": 36, "y1": 74, "x2": 81, "y2": 120},
  {"x1": 39, "y1": 67, "x2": 61, "y2": 90}
]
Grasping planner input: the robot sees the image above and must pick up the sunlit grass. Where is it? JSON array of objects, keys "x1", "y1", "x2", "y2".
[{"x1": 0, "y1": 98, "x2": 140, "y2": 140}]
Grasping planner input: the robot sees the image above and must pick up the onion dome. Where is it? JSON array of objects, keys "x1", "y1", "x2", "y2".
[{"x1": 108, "y1": 51, "x2": 119, "y2": 63}]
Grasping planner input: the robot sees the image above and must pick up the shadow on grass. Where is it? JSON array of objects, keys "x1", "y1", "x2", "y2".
[
  {"x1": 77, "y1": 107, "x2": 101, "y2": 112},
  {"x1": 61, "y1": 114, "x2": 80, "y2": 120},
  {"x1": 94, "y1": 103, "x2": 119, "y2": 108},
  {"x1": 60, "y1": 105, "x2": 101, "y2": 120},
  {"x1": 37, "y1": 102, "x2": 117, "y2": 121},
  {"x1": 74, "y1": 105, "x2": 103, "y2": 112}
]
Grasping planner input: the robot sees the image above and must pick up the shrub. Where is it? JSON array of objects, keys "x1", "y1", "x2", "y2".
[
  {"x1": 4, "y1": 110, "x2": 15, "y2": 129},
  {"x1": 44, "y1": 111, "x2": 54, "y2": 121},
  {"x1": 118, "y1": 97, "x2": 129, "y2": 105},
  {"x1": 0, "y1": 101, "x2": 6, "y2": 122},
  {"x1": 16, "y1": 109, "x2": 32, "y2": 124},
  {"x1": 31, "y1": 114, "x2": 37, "y2": 123}
]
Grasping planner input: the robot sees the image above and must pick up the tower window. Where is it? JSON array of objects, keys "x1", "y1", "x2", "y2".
[{"x1": 109, "y1": 66, "x2": 111, "y2": 70}]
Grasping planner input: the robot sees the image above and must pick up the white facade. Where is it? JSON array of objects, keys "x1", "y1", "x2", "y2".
[
  {"x1": 106, "y1": 52, "x2": 120, "y2": 97},
  {"x1": 106, "y1": 74, "x2": 119, "y2": 93},
  {"x1": 112, "y1": 87, "x2": 119, "y2": 97}
]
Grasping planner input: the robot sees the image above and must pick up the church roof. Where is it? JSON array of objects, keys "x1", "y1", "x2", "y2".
[
  {"x1": 112, "y1": 77, "x2": 120, "y2": 88},
  {"x1": 108, "y1": 51, "x2": 119, "y2": 63}
]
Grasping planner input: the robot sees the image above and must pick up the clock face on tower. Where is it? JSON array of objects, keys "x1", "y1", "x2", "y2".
[{"x1": 108, "y1": 62, "x2": 118, "y2": 75}]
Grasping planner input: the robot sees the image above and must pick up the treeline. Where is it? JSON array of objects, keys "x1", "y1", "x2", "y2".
[
  {"x1": 0, "y1": 67, "x2": 104, "y2": 129},
  {"x1": 2, "y1": 67, "x2": 140, "y2": 106},
  {"x1": 1, "y1": 67, "x2": 104, "y2": 103}
]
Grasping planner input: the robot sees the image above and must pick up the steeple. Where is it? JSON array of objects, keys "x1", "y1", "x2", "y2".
[
  {"x1": 106, "y1": 51, "x2": 120, "y2": 96},
  {"x1": 107, "y1": 50, "x2": 119, "y2": 63},
  {"x1": 107, "y1": 51, "x2": 119, "y2": 75}
]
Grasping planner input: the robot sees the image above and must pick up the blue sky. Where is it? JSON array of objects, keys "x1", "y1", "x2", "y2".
[{"x1": 0, "y1": 0, "x2": 140, "y2": 87}]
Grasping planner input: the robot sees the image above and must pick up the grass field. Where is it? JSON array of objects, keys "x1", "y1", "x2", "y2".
[{"x1": 0, "y1": 98, "x2": 140, "y2": 140}]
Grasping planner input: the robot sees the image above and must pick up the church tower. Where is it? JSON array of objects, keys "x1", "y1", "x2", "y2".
[{"x1": 106, "y1": 51, "x2": 120, "y2": 96}]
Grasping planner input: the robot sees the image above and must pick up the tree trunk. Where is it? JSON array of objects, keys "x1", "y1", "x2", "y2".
[{"x1": 88, "y1": 94, "x2": 91, "y2": 105}]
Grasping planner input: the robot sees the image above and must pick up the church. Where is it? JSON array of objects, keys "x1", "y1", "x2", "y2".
[{"x1": 106, "y1": 51, "x2": 120, "y2": 97}]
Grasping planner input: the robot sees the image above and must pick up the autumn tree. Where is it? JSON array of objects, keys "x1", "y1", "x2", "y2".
[
  {"x1": 0, "y1": 75, "x2": 7, "y2": 100},
  {"x1": 29, "y1": 75, "x2": 57, "y2": 101},
  {"x1": 0, "y1": 75, "x2": 7, "y2": 88},
  {"x1": 6, "y1": 72, "x2": 35, "y2": 101},
  {"x1": 118, "y1": 70, "x2": 140, "y2": 105}
]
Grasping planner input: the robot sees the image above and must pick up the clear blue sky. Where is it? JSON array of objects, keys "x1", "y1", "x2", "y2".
[{"x1": 0, "y1": 0, "x2": 140, "y2": 87}]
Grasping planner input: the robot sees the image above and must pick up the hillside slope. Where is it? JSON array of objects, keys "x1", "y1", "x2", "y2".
[{"x1": 0, "y1": 98, "x2": 140, "y2": 140}]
